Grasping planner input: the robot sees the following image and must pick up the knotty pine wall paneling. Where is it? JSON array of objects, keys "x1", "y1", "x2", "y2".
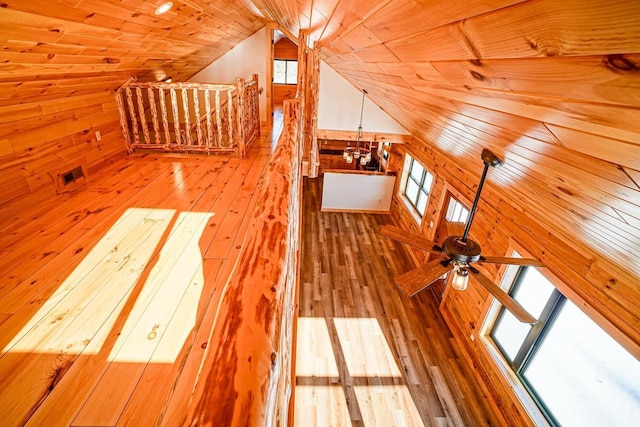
[
  {"x1": 0, "y1": 0, "x2": 265, "y2": 205},
  {"x1": 388, "y1": 140, "x2": 640, "y2": 426}
]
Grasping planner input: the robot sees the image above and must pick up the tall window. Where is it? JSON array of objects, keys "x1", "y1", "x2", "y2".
[
  {"x1": 445, "y1": 197, "x2": 469, "y2": 223},
  {"x1": 274, "y1": 59, "x2": 297, "y2": 84},
  {"x1": 403, "y1": 155, "x2": 434, "y2": 217},
  {"x1": 487, "y1": 261, "x2": 640, "y2": 426}
]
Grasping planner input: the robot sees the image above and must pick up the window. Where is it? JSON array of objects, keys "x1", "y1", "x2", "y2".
[
  {"x1": 403, "y1": 155, "x2": 434, "y2": 217},
  {"x1": 445, "y1": 197, "x2": 469, "y2": 223},
  {"x1": 487, "y1": 261, "x2": 640, "y2": 426},
  {"x1": 274, "y1": 59, "x2": 297, "y2": 84}
]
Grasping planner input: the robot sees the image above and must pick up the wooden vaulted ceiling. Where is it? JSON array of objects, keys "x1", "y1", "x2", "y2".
[{"x1": 1, "y1": 2, "x2": 639, "y2": 322}]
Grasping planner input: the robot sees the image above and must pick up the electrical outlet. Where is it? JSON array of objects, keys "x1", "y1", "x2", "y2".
[{"x1": 95, "y1": 130, "x2": 101, "y2": 141}]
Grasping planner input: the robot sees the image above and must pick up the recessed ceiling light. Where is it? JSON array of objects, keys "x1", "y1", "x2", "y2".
[{"x1": 155, "y1": 2, "x2": 173, "y2": 16}]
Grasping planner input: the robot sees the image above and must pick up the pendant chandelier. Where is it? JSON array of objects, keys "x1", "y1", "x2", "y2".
[{"x1": 343, "y1": 89, "x2": 372, "y2": 166}]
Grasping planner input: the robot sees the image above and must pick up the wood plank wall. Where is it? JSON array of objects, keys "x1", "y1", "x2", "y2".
[{"x1": 0, "y1": 1, "x2": 265, "y2": 205}]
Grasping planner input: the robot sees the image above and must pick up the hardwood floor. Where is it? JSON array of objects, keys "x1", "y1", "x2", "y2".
[
  {"x1": 0, "y1": 113, "x2": 498, "y2": 426},
  {"x1": 0, "y1": 135, "x2": 273, "y2": 426},
  {"x1": 295, "y1": 177, "x2": 501, "y2": 427}
]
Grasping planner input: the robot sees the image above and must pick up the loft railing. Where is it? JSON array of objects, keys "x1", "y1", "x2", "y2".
[
  {"x1": 115, "y1": 74, "x2": 260, "y2": 156},
  {"x1": 184, "y1": 99, "x2": 301, "y2": 426}
]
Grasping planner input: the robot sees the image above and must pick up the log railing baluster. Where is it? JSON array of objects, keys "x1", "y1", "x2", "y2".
[
  {"x1": 148, "y1": 87, "x2": 161, "y2": 145},
  {"x1": 125, "y1": 87, "x2": 139, "y2": 145},
  {"x1": 204, "y1": 89, "x2": 213, "y2": 150},
  {"x1": 170, "y1": 87, "x2": 182, "y2": 146},
  {"x1": 181, "y1": 88, "x2": 192, "y2": 146},
  {"x1": 193, "y1": 88, "x2": 203, "y2": 146},
  {"x1": 215, "y1": 90, "x2": 223, "y2": 148},
  {"x1": 158, "y1": 88, "x2": 171, "y2": 148},
  {"x1": 227, "y1": 89, "x2": 234, "y2": 150},
  {"x1": 135, "y1": 86, "x2": 150, "y2": 144}
]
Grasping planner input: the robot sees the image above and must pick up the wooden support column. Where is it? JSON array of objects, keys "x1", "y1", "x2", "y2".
[
  {"x1": 266, "y1": 23, "x2": 277, "y2": 129},
  {"x1": 307, "y1": 44, "x2": 321, "y2": 179},
  {"x1": 253, "y1": 73, "x2": 261, "y2": 138},
  {"x1": 296, "y1": 29, "x2": 309, "y2": 175}
]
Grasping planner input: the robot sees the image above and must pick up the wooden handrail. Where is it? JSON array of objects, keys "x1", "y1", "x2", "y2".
[
  {"x1": 184, "y1": 99, "x2": 301, "y2": 426},
  {"x1": 115, "y1": 76, "x2": 260, "y2": 156}
]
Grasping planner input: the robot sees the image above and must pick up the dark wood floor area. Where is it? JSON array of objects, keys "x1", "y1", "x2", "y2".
[{"x1": 295, "y1": 177, "x2": 501, "y2": 426}]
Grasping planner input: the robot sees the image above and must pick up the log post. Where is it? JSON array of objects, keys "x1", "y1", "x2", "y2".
[
  {"x1": 236, "y1": 77, "x2": 247, "y2": 157},
  {"x1": 308, "y1": 44, "x2": 321, "y2": 178},
  {"x1": 114, "y1": 91, "x2": 132, "y2": 153},
  {"x1": 296, "y1": 30, "x2": 310, "y2": 176},
  {"x1": 227, "y1": 89, "x2": 235, "y2": 151},
  {"x1": 253, "y1": 73, "x2": 260, "y2": 137},
  {"x1": 215, "y1": 90, "x2": 223, "y2": 148}
]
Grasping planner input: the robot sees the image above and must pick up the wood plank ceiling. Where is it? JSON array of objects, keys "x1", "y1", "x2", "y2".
[
  {"x1": 1, "y1": 1, "x2": 639, "y2": 343},
  {"x1": 251, "y1": 1, "x2": 640, "y2": 282}
]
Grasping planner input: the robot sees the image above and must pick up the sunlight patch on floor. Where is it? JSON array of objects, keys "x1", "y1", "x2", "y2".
[
  {"x1": 2, "y1": 208, "x2": 175, "y2": 355},
  {"x1": 3, "y1": 208, "x2": 214, "y2": 366},
  {"x1": 108, "y1": 211, "x2": 213, "y2": 363},
  {"x1": 295, "y1": 317, "x2": 424, "y2": 426}
]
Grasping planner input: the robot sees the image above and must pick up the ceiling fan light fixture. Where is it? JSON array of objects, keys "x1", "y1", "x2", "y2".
[
  {"x1": 451, "y1": 267, "x2": 469, "y2": 291},
  {"x1": 155, "y1": 2, "x2": 173, "y2": 15}
]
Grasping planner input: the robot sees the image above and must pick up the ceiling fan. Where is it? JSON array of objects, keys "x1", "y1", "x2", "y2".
[{"x1": 380, "y1": 149, "x2": 544, "y2": 324}]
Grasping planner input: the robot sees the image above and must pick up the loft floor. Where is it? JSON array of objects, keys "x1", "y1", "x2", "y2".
[
  {"x1": 0, "y1": 135, "x2": 274, "y2": 425},
  {"x1": 295, "y1": 177, "x2": 501, "y2": 426}
]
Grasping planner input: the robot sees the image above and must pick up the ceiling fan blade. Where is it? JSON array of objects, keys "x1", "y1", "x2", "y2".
[
  {"x1": 394, "y1": 259, "x2": 454, "y2": 297},
  {"x1": 380, "y1": 224, "x2": 441, "y2": 253},
  {"x1": 479, "y1": 256, "x2": 545, "y2": 267},
  {"x1": 446, "y1": 221, "x2": 466, "y2": 237},
  {"x1": 468, "y1": 268, "x2": 537, "y2": 324}
]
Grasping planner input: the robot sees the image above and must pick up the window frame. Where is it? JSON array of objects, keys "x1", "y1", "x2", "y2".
[
  {"x1": 483, "y1": 256, "x2": 640, "y2": 427},
  {"x1": 487, "y1": 265, "x2": 565, "y2": 425},
  {"x1": 401, "y1": 155, "x2": 434, "y2": 220},
  {"x1": 444, "y1": 196, "x2": 470, "y2": 224},
  {"x1": 273, "y1": 59, "x2": 298, "y2": 84}
]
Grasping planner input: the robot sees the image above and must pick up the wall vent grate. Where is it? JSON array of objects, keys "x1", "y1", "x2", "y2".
[{"x1": 61, "y1": 166, "x2": 84, "y2": 186}]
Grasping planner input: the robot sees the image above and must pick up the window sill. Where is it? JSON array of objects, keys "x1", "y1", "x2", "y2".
[
  {"x1": 400, "y1": 195, "x2": 424, "y2": 226},
  {"x1": 479, "y1": 335, "x2": 551, "y2": 426}
]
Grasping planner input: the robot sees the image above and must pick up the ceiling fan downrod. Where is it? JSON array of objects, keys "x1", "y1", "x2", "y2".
[{"x1": 460, "y1": 149, "x2": 503, "y2": 243}]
